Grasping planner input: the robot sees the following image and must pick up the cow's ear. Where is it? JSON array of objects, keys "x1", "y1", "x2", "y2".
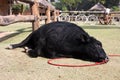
[
  {"x1": 80, "y1": 34, "x2": 90, "y2": 43},
  {"x1": 90, "y1": 37, "x2": 102, "y2": 46}
]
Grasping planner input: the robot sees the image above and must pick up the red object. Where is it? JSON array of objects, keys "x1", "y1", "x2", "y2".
[{"x1": 47, "y1": 54, "x2": 120, "y2": 67}]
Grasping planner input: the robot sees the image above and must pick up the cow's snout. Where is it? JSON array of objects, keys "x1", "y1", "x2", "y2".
[{"x1": 104, "y1": 57, "x2": 109, "y2": 63}]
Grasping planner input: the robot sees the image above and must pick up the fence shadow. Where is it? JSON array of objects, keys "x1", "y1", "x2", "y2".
[{"x1": 0, "y1": 27, "x2": 32, "y2": 42}]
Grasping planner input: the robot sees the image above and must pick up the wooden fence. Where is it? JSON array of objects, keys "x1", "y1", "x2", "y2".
[{"x1": 58, "y1": 11, "x2": 120, "y2": 25}]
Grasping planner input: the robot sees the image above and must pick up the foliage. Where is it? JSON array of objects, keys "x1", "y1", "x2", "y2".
[
  {"x1": 112, "y1": 6, "x2": 120, "y2": 11},
  {"x1": 12, "y1": 4, "x2": 22, "y2": 11},
  {"x1": 62, "y1": 6, "x2": 68, "y2": 11},
  {"x1": 12, "y1": 4, "x2": 29, "y2": 12},
  {"x1": 59, "y1": 0, "x2": 82, "y2": 10},
  {"x1": 52, "y1": 2, "x2": 63, "y2": 10},
  {"x1": 91, "y1": 0, "x2": 106, "y2": 4}
]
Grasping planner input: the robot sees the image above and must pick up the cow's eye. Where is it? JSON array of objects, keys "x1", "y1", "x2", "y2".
[
  {"x1": 96, "y1": 45, "x2": 101, "y2": 48},
  {"x1": 97, "y1": 42, "x2": 102, "y2": 47}
]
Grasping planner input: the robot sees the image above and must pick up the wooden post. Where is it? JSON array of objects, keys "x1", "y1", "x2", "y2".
[
  {"x1": 31, "y1": 0, "x2": 40, "y2": 31},
  {"x1": 46, "y1": 6, "x2": 51, "y2": 24},
  {"x1": 9, "y1": 0, "x2": 12, "y2": 15},
  {"x1": 21, "y1": 4, "x2": 24, "y2": 15},
  {"x1": 56, "y1": 10, "x2": 60, "y2": 16},
  {"x1": 53, "y1": 10, "x2": 57, "y2": 22},
  {"x1": 56, "y1": 10, "x2": 60, "y2": 21}
]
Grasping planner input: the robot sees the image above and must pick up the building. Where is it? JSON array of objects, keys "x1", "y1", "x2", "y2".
[
  {"x1": 0, "y1": 0, "x2": 13, "y2": 15},
  {"x1": 0, "y1": 0, "x2": 55, "y2": 16},
  {"x1": 89, "y1": 3, "x2": 106, "y2": 11}
]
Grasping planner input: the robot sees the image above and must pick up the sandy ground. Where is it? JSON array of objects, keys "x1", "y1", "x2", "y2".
[
  {"x1": 0, "y1": 23, "x2": 120, "y2": 80},
  {"x1": 0, "y1": 44, "x2": 120, "y2": 80}
]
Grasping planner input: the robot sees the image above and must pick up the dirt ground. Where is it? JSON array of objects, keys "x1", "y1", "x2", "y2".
[{"x1": 0, "y1": 44, "x2": 119, "y2": 80}]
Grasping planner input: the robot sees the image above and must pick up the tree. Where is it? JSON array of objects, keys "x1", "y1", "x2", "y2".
[
  {"x1": 60, "y1": 0, "x2": 82, "y2": 10},
  {"x1": 105, "y1": 0, "x2": 120, "y2": 7},
  {"x1": 92, "y1": 0, "x2": 106, "y2": 4},
  {"x1": 53, "y1": 0, "x2": 120, "y2": 11}
]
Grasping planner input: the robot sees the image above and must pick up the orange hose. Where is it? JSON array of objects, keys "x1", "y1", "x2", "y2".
[{"x1": 47, "y1": 54, "x2": 120, "y2": 67}]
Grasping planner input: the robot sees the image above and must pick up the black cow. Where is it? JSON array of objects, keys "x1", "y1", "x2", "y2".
[{"x1": 8, "y1": 22, "x2": 109, "y2": 62}]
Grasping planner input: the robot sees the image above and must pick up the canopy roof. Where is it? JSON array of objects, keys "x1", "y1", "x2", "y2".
[
  {"x1": 89, "y1": 3, "x2": 106, "y2": 11},
  {"x1": 19, "y1": 0, "x2": 55, "y2": 10}
]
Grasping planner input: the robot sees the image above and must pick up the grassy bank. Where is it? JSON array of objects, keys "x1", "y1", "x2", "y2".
[{"x1": 0, "y1": 22, "x2": 120, "y2": 54}]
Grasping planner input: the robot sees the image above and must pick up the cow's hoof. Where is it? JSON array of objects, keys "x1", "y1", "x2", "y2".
[
  {"x1": 24, "y1": 47, "x2": 29, "y2": 53},
  {"x1": 6, "y1": 45, "x2": 13, "y2": 50}
]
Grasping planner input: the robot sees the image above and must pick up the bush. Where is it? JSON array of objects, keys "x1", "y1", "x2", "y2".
[
  {"x1": 112, "y1": 6, "x2": 120, "y2": 11},
  {"x1": 12, "y1": 3, "x2": 30, "y2": 14},
  {"x1": 12, "y1": 4, "x2": 22, "y2": 11}
]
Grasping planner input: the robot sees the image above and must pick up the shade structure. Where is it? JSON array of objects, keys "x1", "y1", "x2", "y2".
[{"x1": 89, "y1": 3, "x2": 106, "y2": 11}]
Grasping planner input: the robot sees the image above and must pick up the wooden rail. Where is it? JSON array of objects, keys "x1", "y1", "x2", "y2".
[
  {"x1": 0, "y1": 15, "x2": 35, "y2": 26},
  {"x1": 60, "y1": 11, "x2": 120, "y2": 14}
]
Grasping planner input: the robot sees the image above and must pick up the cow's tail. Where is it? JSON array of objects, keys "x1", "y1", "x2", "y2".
[{"x1": 7, "y1": 33, "x2": 32, "y2": 49}]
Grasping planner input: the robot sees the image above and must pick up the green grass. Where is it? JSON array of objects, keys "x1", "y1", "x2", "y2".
[
  {"x1": 0, "y1": 22, "x2": 32, "y2": 46},
  {"x1": 0, "y1": 22, "x2": 120, "y2": 55},
  {"x1": 81, "y1": 25, "x2": 120, "y2": 54}
]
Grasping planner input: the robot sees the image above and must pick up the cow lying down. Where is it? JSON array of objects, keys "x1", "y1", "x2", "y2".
[{"x1": 8, "y1": 22, "x2": 109, "y2": 62}]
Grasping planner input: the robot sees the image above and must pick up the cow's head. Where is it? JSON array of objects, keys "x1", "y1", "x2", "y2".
[{"x1": 81, "y1": 37, "x2": 109, "y2": 62}]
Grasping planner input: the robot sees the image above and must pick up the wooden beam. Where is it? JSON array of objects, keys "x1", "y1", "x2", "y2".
[{"x1": 0, "y1": 15, "x2": 35, "y2": 26}]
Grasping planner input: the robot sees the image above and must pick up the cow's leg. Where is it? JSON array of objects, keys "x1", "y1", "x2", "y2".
[
  {"x1": 27, "y1": 48, "x2": 42, "y2": 58},
  {"x1": 6, "y1": 43, "x2": 24, "y2": 49},
  {"x1": 12, "y1": 43, "x2": 25, "y2": 49},
  {"x1": 27, "y1": 50, "x2": 38, "y2": 57},
  {"x1": 6, "y1": 39, "x2": 29, "y2": 49},
  {"x1": 45, "y1": 52, "x2": 72, "y2": 58},
  {"x1": 7, "y1": 33, "x2": 32, "y2": 49},
  {"x1": 42, "y1": 48, "x2": 66, "y2": 58}
]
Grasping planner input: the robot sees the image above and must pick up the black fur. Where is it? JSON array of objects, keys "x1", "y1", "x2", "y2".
[{"x1": 8, "y1": 22, "x2": 109, "y2": 62}]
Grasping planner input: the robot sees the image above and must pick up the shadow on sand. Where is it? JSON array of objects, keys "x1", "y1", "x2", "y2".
[{"x1": 0, "y1": 27, "x2": 32, "y2": 42}]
